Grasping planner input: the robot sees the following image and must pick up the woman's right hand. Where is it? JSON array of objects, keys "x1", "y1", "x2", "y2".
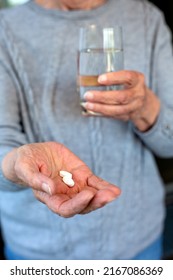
[{"x1": 2, "y1": 142, "x2": 121, "y2": 217}]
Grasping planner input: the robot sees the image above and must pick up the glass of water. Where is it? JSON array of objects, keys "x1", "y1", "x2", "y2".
[{"x1": 77, "y1": 25, "x2": 124, "y2": 115}]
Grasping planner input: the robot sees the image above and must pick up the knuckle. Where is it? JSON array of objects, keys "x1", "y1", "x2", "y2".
[
  {"x1": 51, "y1": 203, "x2": 75, "y2": 218},
  {"x1": 118, "y1": 93, "x2": 129, "y2": 104},
  {"x1": 114, "y1": 107, "x2": 126, "y2": 116},
  {"x1": 102, "y1": 95, "x2": 110, "y2": 104},
  {"x1": 120, "y1": 106, "x2": 129, "y2": 115},
  {"x1": 125, "y1": 71, "x2": 133, "y2": 85}
]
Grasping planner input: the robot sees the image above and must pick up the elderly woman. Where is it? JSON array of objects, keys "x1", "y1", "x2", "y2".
[{"x1": 0, "y1": 0, "x2": 173, "y2": 260}]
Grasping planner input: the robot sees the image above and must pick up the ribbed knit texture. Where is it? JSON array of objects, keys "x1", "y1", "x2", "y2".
[{"x1": 0, "y1": 0, "x2": 173, "y2": 259}]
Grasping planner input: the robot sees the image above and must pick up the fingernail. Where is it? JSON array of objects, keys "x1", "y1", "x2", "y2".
[
  {"x1": 98, "y1": 74, "x2": 107, "y2": 82},
  {"x1": 84, "y1": 91, "x2": 94, "y2": 100},
  {"x1": 42, "y1": 183, "x2": 52, "y2": 195},
  {"x1": 87, "y1": 110, "x2": 102, "y2": 116},
  {"x1": 81, "y1": 102, "x2": 87, "y2": 108},
  {"x1": 85, "y1": 102, "x2": 94, "y2": 110}
]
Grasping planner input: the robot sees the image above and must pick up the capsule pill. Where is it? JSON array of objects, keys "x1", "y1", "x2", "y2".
[
  {"x1": 59, "y1": 170, "x2": 72, "y2": 178},
  {"x1": 62, "y1": 176, "x2": 75, "y2": 187}
]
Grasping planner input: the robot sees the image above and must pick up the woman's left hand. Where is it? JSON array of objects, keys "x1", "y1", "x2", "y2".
[{"x1": 83, "y1": 70, "x2": 160, "y2": 132}]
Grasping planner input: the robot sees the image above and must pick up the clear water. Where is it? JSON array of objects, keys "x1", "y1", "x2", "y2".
[{"x1": 77, "y1": 49, "x2": 124, "y2": 114}]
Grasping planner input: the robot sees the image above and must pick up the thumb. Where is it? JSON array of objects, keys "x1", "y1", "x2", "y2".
[{"x1": 15, "y1": 162, "x2": 54, "y2": 195}]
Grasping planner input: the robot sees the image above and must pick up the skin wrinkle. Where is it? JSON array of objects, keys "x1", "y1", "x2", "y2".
[
  {"x1": 34, "y1": 2, "x2": 160, "y2": 132},
  {"x1": 2, "y1": 140, "x2": 120, "y2": 216},
  {"x1": 84, "y1": 71, "x2": 160, "y2": 132},
  {"x1": 0, "y1": 0, "x2": 172, "y2": 260}
]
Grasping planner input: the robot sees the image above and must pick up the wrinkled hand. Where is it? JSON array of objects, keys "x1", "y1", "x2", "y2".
[
  {"x1": 84, "y1": 70, "x2": 160, "y2": 132},
  {"x1": 2, "y1": 142, "x2": 120, "y2": 217}
]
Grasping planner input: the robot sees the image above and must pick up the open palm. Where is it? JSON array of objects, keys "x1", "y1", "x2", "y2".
[{"x1": 2, "y1": 142, "x2": 121, "y2": 217}]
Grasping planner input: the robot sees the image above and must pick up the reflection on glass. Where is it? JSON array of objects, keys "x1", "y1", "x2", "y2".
[{"x1": 8, "y1": 0, "x2": 29, "y2": 6}]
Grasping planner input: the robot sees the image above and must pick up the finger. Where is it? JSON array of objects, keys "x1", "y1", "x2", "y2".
[
  {"x1": 84, "y1": 89, "x2": 135, "y2": 105},
  {"x1": 14, "y1": 161, "x2": 55, "y2": 195},
  {"x1": 34, "y1": 187, "x2": 96, "y2": 218},
  {"x1": 80, "y1": 189, "x2": 119, "y2": 214},
  {"x1": 83, "y1": 99, "x2": 142, "y2": 117},
  {"x1": 98, "y1": 70, "x2": 141, "y2": 87},
  {"x1": 87, "y1": 174, "x2": 121, "y2": 195},
  {"x1": 81, "y1": 175, "x2": 121, "y2": 214}
]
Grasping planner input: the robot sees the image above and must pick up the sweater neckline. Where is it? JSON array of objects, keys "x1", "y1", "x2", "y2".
[{"x1": 27, "y1": 0, "x2": 112, "y2": 20}]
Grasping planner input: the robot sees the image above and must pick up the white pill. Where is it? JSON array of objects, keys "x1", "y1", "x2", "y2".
[
  {"x1": 62, "y1": 176, "x2": 75, "y2": 187},
  {"x1": 59, "y1": 170, "x2": 72, "y2": 178}
]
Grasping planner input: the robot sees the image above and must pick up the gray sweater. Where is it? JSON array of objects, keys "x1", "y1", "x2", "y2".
[{"x1": 0, "y1": 0, "x2": 173, "y2": 259}]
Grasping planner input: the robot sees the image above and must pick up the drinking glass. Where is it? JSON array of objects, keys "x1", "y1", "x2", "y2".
[{"x1": 77, "y1": 25, "x2": 124, "y2": 115}]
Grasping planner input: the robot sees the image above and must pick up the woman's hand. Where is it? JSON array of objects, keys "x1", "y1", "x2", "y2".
[
  {"x1": 2, "y1": 142, "x2": 120, "y2": 217},
  {"x1": 83, "y1": 70, "x2": 160, "y2": 132}
]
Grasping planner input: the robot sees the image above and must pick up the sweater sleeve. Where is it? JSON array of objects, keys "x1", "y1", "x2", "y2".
[
  {"x1": 133, "y1": 8, "x2": 173, "y2": 158},
  {"x1": 0, "y1": 43, "x2": 28, "y2": 192}
]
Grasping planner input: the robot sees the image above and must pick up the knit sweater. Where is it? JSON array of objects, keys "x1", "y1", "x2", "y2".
[{"x1": 0, "y1": 0, "x2": 173, "y2": 259}]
